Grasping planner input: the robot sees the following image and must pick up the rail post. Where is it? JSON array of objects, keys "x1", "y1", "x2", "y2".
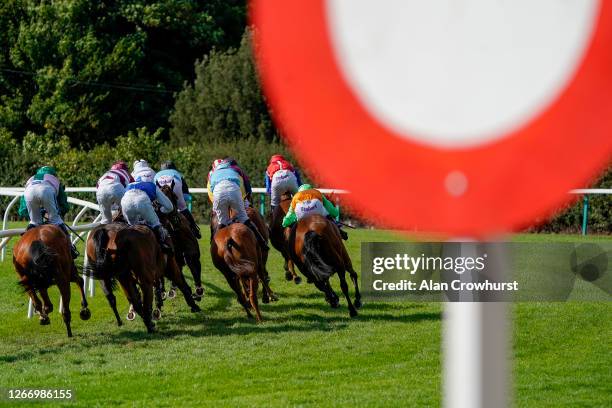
[{"x1": 581, "y1": 195, "x2": 589, "y2": 235}]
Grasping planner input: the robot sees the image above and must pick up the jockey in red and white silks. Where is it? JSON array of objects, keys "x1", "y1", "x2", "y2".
[{"x1": 96, "y1": 161, "x2": 134, "y2": 224}]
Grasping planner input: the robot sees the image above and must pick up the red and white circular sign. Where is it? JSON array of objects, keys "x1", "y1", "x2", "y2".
[{"x1": 251, "y1": 0, "x2": 612, "y2": 236}]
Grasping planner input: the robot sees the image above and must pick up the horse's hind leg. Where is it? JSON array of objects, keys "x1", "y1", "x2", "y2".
[
  {"x1": 27, "y1": 287, "x2": 49, "y2": 325},
  {"x1": 153, "y1": 280, "x2": 164, "y2": 320},
  {"x1": 166, "y1": 259, "x2": 201, "y2": 313},
  {"x1": 289, "y1": 259, "x2": 301, "y2": 284},
  {"x1": 346, "y1": 264, "x2": 362, "y2": 309},
  {"x1": 119, "y1": 276, "x2": 153, "y2": 333},
  {"x1": 223, "y1": 271, "x2": 253, "y2": 319},
  {"x1": 57, "y1": 279, "x2": 73, "y2": 337},
  {"x1": 248, "y1": 277, "x2": 262, "y2": 322},
  {"x1": 39, "y1": 287, "x2": 54, "y2": 315},
  {"x1": 71, "y1": 266, "x2": 91, "y2": 321},
  {"x1": 141, "y1": 283, "x2": 154, "y2": 328},
  {"x1": 101, "y1": 278, "x2": 122, "y2": 326},
  {"x1": 337, "y1": 269, "x2": 358, "y2": 317},
  {"x1": 186, "y1": 254, "x2": 204, "y2": 299}
]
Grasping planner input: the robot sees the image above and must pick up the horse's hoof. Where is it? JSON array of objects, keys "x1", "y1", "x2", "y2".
[
  {"x1": 349, "y1": 309, "x2": 358, "y2": 318},
  {"x1": 190, "y1": 305, "x2": 201, "y2": 313},
  {"x1": 284, "y1": 272, "x2": 292, "y2": 281},
  {"x1": 39, "y1": 316, "x2": 50, "y2": 325},
  {"x1": 117, "y1": 320, "x2": 123, "y2": 327},
  {"x1": 329, "y1": 299, "x2": 340, "y2": 309},
  {"x1": 152, "y1": 309, "x2": 162, "y2": 321},
  {"x1": 146, "y1": 324, "x2": 156, "y2": 334},
  {"x1": 294, "y1": 276, "x2": 302, "y2": 285},
  {"x1": 270, "y1": 294, "x2": 279, "y2": 302},
  {"x1": 354, "y1": 299, "x2": 362, "y2": 309},
  {"x1": 45, "y1": 305, "x2": 53, "y2": 314},
  {"x1": 262, "y1": 296, "x2": 270, "y2": 304},
  {"x1": 79, "y1": 308, "x2": 91, "y2": 321},
  {"x1": 195, "y1": 286, "x2": 205, "y2": 297},
  {"x1": 126, "y1": 311, "x2": 136, "y2": 321},
  {"x1": 167, "y1": 289, "x2": 177, "y2": 299}
]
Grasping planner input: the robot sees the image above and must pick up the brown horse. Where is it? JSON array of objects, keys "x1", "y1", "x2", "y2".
[
  {"x1": 210, "y1": 223, "x2": 264, "y2": 322},
  {"x1": 86, "y1": 223, "x2": 201, "y2": 332},
  {"x1": 286, "y1": 214, "x2": 361, "y2": 317},
  {"x1": 158, "y1": 183, "x2": 204, "y2": 299},
  {"x1": 13, "y1": 225, "x2": 91, "y2": 337},
  {"x1": 269, "y1": 192, "x2": 300, "y2": 283},
  {"x1": 211, "y1": 208, "x2": 278, "y2": 303}
]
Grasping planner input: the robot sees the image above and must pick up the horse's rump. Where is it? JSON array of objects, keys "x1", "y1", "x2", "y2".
[
  {"x1": 302, "y1": 230, "x2": 335, "y2": 281},
  {"x1": 223, "y1": 236, "x2": 256, "y2": 279},
  {"x1": 21, "y1": 239, "x2": 57, "y2": 291}
]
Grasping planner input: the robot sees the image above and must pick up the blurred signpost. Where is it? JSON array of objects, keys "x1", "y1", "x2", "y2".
[{"x1": 252, "y1": 1, "x2": 612, "y2": 406}]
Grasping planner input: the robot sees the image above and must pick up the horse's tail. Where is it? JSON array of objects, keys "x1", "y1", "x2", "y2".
[
  {"x1": 86, "y1": 227, "x2": 113, "y2": 280},
  {"x1": 21, "y1": 240, "x2": 56, "y2": 291},
  {"x1": 303, "y1": 230, "x2": 335, "y2": 281},
  {"x1": 224, "y1": 237, "x2": 256, "y2": 278}
]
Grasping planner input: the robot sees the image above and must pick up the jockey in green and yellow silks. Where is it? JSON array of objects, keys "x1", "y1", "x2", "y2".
[{"x1": 282, "y1": 184, "x2": 347, "y2": 239}]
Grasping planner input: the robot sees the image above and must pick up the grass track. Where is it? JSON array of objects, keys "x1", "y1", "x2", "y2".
[{"x1": 0, "y1": 227, "x2": 609, "y2": 407}]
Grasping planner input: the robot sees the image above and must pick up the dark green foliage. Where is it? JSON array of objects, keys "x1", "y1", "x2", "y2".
[
  {"x1": 170, "y1": 29, "x2": 278, "y2": 145},
  {"x1": 0, "y1": 0, "x2": 246, "y2": 147}
]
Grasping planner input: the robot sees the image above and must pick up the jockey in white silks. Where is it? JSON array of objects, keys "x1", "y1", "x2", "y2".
[
  {"x1": 18, "y1": 166, "x2": 79, "y2": 258},
  {"x1": 154, "y1": 160, "x2": 201, "y2": 239},
  {"x1": 120, "y1": 177, "x2": 174, "y2": 254}
]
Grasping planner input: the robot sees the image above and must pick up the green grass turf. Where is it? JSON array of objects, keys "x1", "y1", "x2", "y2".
[{"x1": 0, "y1": 227, "x2": 609, "y2": 407}]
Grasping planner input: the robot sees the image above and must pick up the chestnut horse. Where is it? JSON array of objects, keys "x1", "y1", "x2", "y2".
[
  {"x1": 269, "y1": 192, "x2": 300, "y2": 283},
  {"x1": 210, "y1": 223, "x2": 265, "y2": 322},
  {"x1": 86, "y1": 223, "x2": 201, "y2": 332},
  {"x1": 286, "y1": 214, "x2": 361, "y2": 317},
  {"x1": 13, "y1": 225, "x2": 91, "y2": 337},
  {"x1": 211, "y1": 208, "x2": 277, "y2": 303},
  {"x1": 158, "y1": 183, "x2": 204, "y2": 299}
]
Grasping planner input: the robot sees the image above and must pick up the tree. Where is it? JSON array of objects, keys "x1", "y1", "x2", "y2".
[
  {"x1": 0, "y1": 0, "x2": 246, "y2": 147},
  {"x1": 170, "y1": 28, "x2": 278, "y2": 146}
]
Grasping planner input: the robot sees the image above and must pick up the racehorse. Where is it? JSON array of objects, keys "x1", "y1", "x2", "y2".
[
  {"x1": 157, "y1": 183, "x2": 204, "y2": 300},
  {"x1": 86, "y1": 223, "x2": 201, "y2": 332},
  {"x1": 211, "y1": 208, "x2": 277, "y2": 303},
  {"x1": 269, "y1": 192, "x2": 300, "y2": 284},
  {"x1": 13, "y1": 225, "x2": 91, "y2": 337},
  {"x1": 286, "y1": 214, "x2": 361, "y2": 317},
  {"x1": 210, "y1": 223, "x2": 264, "y2": 322}
]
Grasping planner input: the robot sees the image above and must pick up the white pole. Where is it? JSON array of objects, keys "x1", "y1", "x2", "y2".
[
  {"x1": 27, "y1": 298, "x2": 34, "y2": 318},
  {"x1": 443, "y1": 242, "x2": 510, "y2": 408}
]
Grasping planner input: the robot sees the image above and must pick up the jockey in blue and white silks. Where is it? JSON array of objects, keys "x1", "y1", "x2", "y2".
[
  {"x1": 209, "y1": 160, "x2": 268, "y2": 249},
  {"x1": 96, "y1": 161, "x2": 133, "y2": 224},
  {"x1": 155, "y1": 160, "x2": 200, "y2": 238},
  {"x1": 121, "y1": 177, "x2": 174, "y2": 253}
]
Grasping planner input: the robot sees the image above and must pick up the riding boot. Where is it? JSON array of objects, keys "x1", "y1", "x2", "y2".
[
  {"x1": 21, "y1": 223, "x2": 37, "y2": 236},
  {"x1": 243, "y1": 219, "x2": 269, "y2": 251},
  {"x1": 180, "y1": 209, "x2": 201, "y2": 239},
  {"x1": 153, "y1": 225, "x2": 173, "y2": 255},
  {"x1": 58, "y1": 223, "x2": 80, "y2": 259},
  {"x1": 327, "y1": 216, "x2": 348, "y2": 241}
]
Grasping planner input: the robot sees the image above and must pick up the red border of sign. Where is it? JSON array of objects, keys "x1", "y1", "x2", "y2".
[{"x1": 252, "y1": 1, "x2": 612, "y2": 236}]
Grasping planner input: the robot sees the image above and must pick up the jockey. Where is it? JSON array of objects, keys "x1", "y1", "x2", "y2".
[
  {"x1": 131, "y1": 159, "x2": 156, "y2": 182},
  {"x1": 223, "y1": 157, "x2": 253, "y2": 204},
  {"x1": 264, "y1": 154, "x2": 302, "y2": 211},
  {"x1": 120, "y1": 176, "x2": 174, "y2": 254},
  {"x1": 282, "y1": 184, "x2": 348, "y2": 240},
  {"x1": 155, "y1": 160, "x2": 201, "y2": 239},
  {"x1": 209, "y1": 160, "x2": 269, "y2": 250},
  {"x1": 96, "y1": 160, "x2": 134, "y2": 224},
  {"x1": 17, "y1": 166, "x2": 79, "y2": 258}
]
